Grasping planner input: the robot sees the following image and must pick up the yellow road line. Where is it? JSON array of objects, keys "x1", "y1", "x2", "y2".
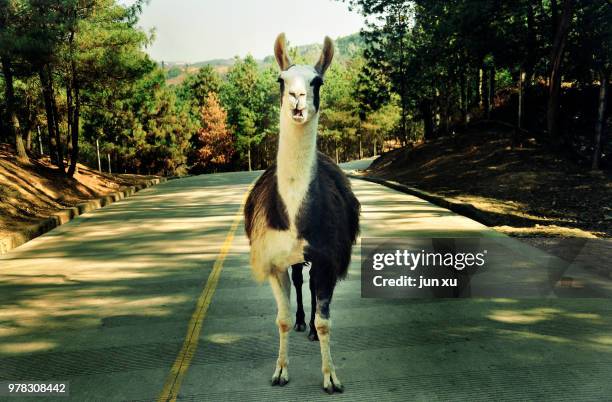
[{"x1": 157, "y1": 188, "x2": 250, "y2": 402}]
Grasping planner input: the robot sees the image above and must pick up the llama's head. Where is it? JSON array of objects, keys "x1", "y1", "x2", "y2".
[{"x1": 274, "y1": 33, "x2": 334, "y2": 125}]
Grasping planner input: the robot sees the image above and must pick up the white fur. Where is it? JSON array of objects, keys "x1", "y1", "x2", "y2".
[
  {"x1": 276, "y1": 66, "x2": 320, "y2": 228},
  {"x1": 250, "y1": 230, "x2": 306, "y2": 281},
  {"x1": 315, "y1": 315, "x2": 342, "y2": 391},
  {"x1": 270, "y1": 272, "x2": 291, "y2": 384}
]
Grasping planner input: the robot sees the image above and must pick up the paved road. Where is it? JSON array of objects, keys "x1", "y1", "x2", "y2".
[{"x1": 0, "y1": 160, "x2": 611, "y2": 401}]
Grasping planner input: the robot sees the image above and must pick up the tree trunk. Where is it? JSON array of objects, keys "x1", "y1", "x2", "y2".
[
  {"x1": 478, "y1": 68, "x2": 484, "y2": 110},
  {"x1": 37, "y1": 125, "x2": 43, "y2": 155},
  {"x1": 96, "y1": 138, "x2": 102, "y2": 172},
  {"x1": 482, "y1": 67, "x2": 489, "y2": 113},
  {"x1": 520, "y1": 4, "x2": 536, "y2": 131},
  {"x1": 460, "y1": 72, "x2": 467, "y2": 124},
  {"x1": 592, "y1": 70, "x2": 608, "y2": 170},
  {"x1": 25, "y1": 130, "x2": 32, "y2": 151},
  {"x1": 66, "y1": 26, "x2": 75, "y2": 171},
  {"x1": 67, "y1": 37, "x2": 80, "y2": 178},
  {"x1": 466, "y1": 73, "x2": 471, "y2": 123},
  {"x1": 0, "y1": 113, "x2": 5, "y2": 143},
  {"x1": 550, "y1": 0, "x2": 559, "y2": 41},
  {"x1": 518, "y1": 68, "x2": 526, "y2": 129},
  {"x1": 335, "y1": 139, "x2": 339, "y2": 163},
  {"x1": 247, "y1": 143, "x2": 252, "y2": 171},
  {"x1": 39, "y1": 66, "x2": 58, "y2": 164},
  {"x1": 1, "y1": 56, "x2": 28, "y2": 160},
  {"x1": 50, "y1": 82, "x2": 64, "y2": 171},
  {"x1": 547, "y1": 0, "x2": 573, "y2": 140},
  {"x1": 400, "y1": 94, "x2": 408, "y2": 142},
  {"x1": 420, "y1": 100, "x2": 434, "y2": 140},
  {"x1": 439, "y1": 83, "x2": 450, "y2": 136},
  {"x1": 66, "y1": 78, "x2": 73, "y2": 157},
  {"x1": 67, "y1": 82, "x2": 80, "y2": 177},
  {"x1": 488, "y1": 65, "x2": 495, "y2": 119},
  {"x1": 42, "y1": 64, "x2": 65, "y2": 172}
]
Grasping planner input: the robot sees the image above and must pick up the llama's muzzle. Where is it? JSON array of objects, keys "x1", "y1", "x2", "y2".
[{"x1": 292, "y1": 108, "x2": 305, "y2": 121}]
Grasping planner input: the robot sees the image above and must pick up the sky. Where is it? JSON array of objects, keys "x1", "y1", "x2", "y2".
[{"x1": 121, "y1": 0, "x2": 365, "y2": 63}]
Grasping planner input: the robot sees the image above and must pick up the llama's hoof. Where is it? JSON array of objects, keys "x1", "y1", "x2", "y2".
[
  {"x1": 294, "y1": 322, "x2": 307, "y2": 332},
  {"x1": 271, "y1": 366, "x2": 289, "y2": 386},
  {"x1": 272, "y1": 376, "x2": 288, "y2": 386},
  {"x1": 308, "y1": 326, "x2": 319, "y2": 341},
  {"x1": 323, "y1": 376, "x2": 344, "y2": 394}
]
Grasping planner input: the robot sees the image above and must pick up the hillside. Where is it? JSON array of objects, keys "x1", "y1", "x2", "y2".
[
  {"x1": 367, "y1": 122, "x2": 612, "y2": 238},
  {"x1": 162, "y1": 32, "x2": 363, "y2": 84},
  {"x1": 0, "y1": 144, "x2": 158, "y2": 241}
]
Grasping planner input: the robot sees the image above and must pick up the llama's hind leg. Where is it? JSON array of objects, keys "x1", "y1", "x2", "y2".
[
  {"x1": 314, "y1": 282, "x2": 343, "y2": 393},
  {"x1": 308, "y1": 274, "x2": 319, "y2": 341},
  {"x1": 291, "y1": 264, "x2": 307, "y2": 331},
  {"x1": 269, "y1": 270, "x2": 291, "y2": 386}
]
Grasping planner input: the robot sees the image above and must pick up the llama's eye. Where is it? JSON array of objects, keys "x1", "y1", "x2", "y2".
[
  {"x1": 310, "y1": 76, "x2": 323, "y2": 87},
  {"x1": 278, "y1": 77, "x2": 285, "y2": 105}
]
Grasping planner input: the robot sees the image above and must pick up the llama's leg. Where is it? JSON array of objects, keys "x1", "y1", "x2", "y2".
[
  {"x1": 269, "y1": 270, "x2": 291, "y2": 386},
  {"x1": 291, "y1": 264, "x2": 307, "y2": 331},
  {"x1": 315, "y1": 283, "x2": 343, "y2": 393},
  {"x1": 307, "y1": 274, "x2": 319, "y2": 341}
]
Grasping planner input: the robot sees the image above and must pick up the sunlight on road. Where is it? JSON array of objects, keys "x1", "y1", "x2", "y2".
[{"x1": 0, "y1": 168, "x2": 610, "y2": 400}]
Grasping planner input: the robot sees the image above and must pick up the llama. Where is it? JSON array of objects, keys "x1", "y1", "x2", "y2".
[{"x1": 244, "y1": 33, "x2": 360, "y2": 394}]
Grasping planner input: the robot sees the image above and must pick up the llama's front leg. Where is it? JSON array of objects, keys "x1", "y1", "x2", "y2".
[
  {"x1": 269, "y1": 270, "x2": 291, "y2": 386},
  {"x1": 315, "y1": 291, "x2": 343, "y2": 393}
]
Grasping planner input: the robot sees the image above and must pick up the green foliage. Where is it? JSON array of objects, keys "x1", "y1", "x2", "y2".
[
  {"x1": 83, "y1": 67, "x2": 195, "y2": 176},
  {"x1": 133, "y1": 70, "x2": 194, "y2": 175},
  {"x1": 178, "y1": 65, "x2": 222, "y2": 109},
  {"x1": 362, "y1": 96, "x2": 401, "y2": 150},
  {"x1": 0, "y1": 0, "x2": 400, "y2": 173},
  {"x1": 166, "y1": 66, "x2": 181, "y2": 79},
  {"x1": 220, "y1": 56, "x2": 279, "y2": 170},
  {"x1": 345, "y1": 0, "x2": 612, "y2": 152},
  {"x1": 319, "y1": 61, "x2": 360, "y2": 160},
  {"x1": 495, "y1": 69, "x2": 514, "y2": 90}
]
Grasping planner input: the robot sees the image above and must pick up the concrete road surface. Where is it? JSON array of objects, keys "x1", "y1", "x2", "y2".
[{"x1": 1, "y1": 160, "x2": 611, "y2": 401}]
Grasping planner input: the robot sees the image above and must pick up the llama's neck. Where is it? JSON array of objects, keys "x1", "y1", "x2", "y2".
[{"x1": 276, "y1": 114, "x2": 318, "y2": 226}]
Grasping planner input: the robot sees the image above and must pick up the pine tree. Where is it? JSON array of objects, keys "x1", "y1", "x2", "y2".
[
  {"x1": 190, "y1": 92, "x2": 233, "y2": 173},
  {"x1": 0, "y1": 0, "x2": 28, "y2": 160}
]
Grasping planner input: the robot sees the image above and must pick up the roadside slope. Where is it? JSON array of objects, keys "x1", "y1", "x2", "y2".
[
  {"x1": 367, "y1": 122, "x2": 612, "y2": 238},
  {"x1": 0, "y1": 144, "x2": 159, "y2": 242}
]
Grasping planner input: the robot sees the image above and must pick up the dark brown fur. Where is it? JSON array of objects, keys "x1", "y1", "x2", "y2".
[
  {"x1": 244, "y1": 165, "x2": 289, "y2": 240},
  {"x1": 244, "y1": 152, "x2": 360, "y2": 279},
  {"x1": 298, "y1": 152, "x2": 360, "y2": 282}
]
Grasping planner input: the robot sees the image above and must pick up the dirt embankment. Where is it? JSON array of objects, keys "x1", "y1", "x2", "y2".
[
  {"x1": 0, "y1": 144, "x2": 158, "y2": 240},
  {"x1": 367, "y1": 122, "x2": 612, "y2": 239}
]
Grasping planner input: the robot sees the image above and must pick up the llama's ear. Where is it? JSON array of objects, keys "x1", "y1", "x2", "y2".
[
  {"x1": 314, "y1": 36, "x2": 334, "y2": 75},
  {"x1": 274, "y1": 33, "x2": 292, "y2": 71}
]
